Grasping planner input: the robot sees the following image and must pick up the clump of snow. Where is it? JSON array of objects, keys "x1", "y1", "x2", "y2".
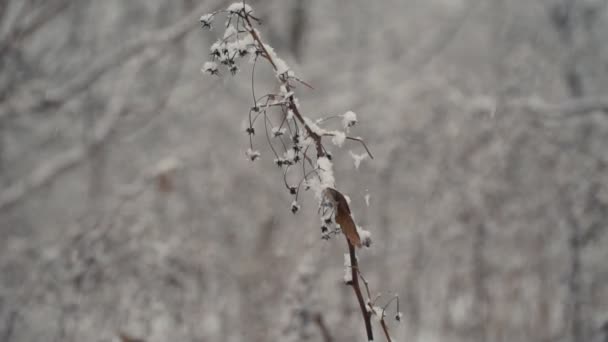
[
  {"x1": 286, "y1": 109, "x2": 294, "y2": 120},
  {"x1": 317, "y1": 157, "x2": 335, "y2": 188},
  {"x1": 343, "y1": 253, "x2": 352, "y2": 284},
  {"x1": 349, "y1": 150, "x2": 368, "y2": 169},
  {"x1": 200, "y1": 13, "x2": 214, "y2": 28},
  {"x1": 246, "y1": 148, "x2": 260, "y2": 161},
  {"x1": 331, "y1": 131, "x2": 346, "y2": 147},
  {"x1": 290, "y1": 201, "x2": 300, "y2": 214},
  {"x1": 223, "y1": 25, "x2": 237, "y2": 39},
  {"x1": 307, "y1": 156, "x2": 335, "y2": 201},
  {"x1": 201, "y1": 61, "x2": 218, "y2": 75},
  {"x1": 275, "y1": 57, "x2": 290, "y2": 76},
  {"x1": 342, "y1": 110, "x2": 358, "y2": 130},
  {"x1": 357, "y1": 226, "x2": 372, "y2": 247},
  {"x1": 371, "y1": 306, "x2": 386, "y2": 321},
  {"x1": 260, "y1": 43, "x2": 292, "y2": 78},
  {"x1": 364, "y1": 192, "x2": 371, "y2": 207},
  {"x1": 210, "y1": 40, "x2": 223, "y2": 56},
  {"x1": 272, "y1": 127, "x2": 286, "y2": 137},
  {"x1": 283, "y1": 149, "x2": 296, "y2": 162},
  {"x1": 227, "y1": 2, "x2": 253, "y2": 15},
  {"x1": 279, "y1": 84, "x2": 293, "y2": 99},
  {"x1": 303, "y1": 117, "x2": 327, "y2": 136}
]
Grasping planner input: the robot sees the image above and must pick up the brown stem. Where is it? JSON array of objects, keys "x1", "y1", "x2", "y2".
[
  {"x1": 244, "y1": 15, "x2": 324, "y2": 157},
  {"x1": 348, "y1": 239, "x2": 374, "y2": 341},
  {"x1": 380, "y1": 319, "x2": 392, "y2": 342},
  {"x1": 243, "y1": 11, "x2": 379, "y2": 340}
]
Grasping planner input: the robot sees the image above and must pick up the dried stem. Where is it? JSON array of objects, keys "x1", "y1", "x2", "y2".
[
  {"x1": 243, "y1": 15, "x2": 325, "y2": 157},
  {"x1": 206, "y1": 5, "x2": 385, "y2": 340},
  {"x1": 348, "y1": 239, "x2": 374, "y2": 340}
]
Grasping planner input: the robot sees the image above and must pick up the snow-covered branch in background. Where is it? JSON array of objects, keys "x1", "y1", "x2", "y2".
[{"x1": 199, "y1": 2, "x2": 399, "y2": 341}]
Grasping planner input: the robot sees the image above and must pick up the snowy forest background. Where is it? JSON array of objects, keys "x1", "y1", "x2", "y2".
[{"x1": 1, "y1": 0, "x2": 608, "y2": 341}]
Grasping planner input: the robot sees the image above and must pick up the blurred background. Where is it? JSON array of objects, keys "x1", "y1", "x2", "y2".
[{"x1": 1, "y1": 0, "x2": 608, "y2": 341}]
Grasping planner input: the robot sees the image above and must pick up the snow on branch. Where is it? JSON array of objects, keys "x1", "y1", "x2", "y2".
[{"x1": 198, "y1": 3, "x2": 393, "y2": 340}]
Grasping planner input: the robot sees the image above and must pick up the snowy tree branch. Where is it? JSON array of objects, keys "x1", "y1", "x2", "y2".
[{"x1": 198, "y1": 3, "x2": 397, "y2": 340}]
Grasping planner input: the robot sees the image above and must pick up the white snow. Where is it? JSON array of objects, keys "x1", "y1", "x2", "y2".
[
  {"x1": 290, "y1": 200, "x2": 300, "y2": 213},
  {"x1": 223, "y1": 25, "x2": 237, "y2": 39},
  {"x1": 260, "y1": 43, "x2": 291, "y2": 77},
  {"x1": 371, "y1": 306, "x2": 386, "y2": 321},
  {"x1": 272, "y1": 127, "x2": 286, "y2": 137},
  {"x1": 303, "y1": 117, "x2": 327, "y2": 136},
  {"x1": 279, "y1": 84, "x2": 293, "y2": 99},
  {"x1": 349, "y1": 150, "x2": 367, "y2": 169},
  {"x1": 200, "y1": 13, "x2": 214, "y2": 25},
  {"x1": 283, "y1": 149, "x2": 295, "y2": 161},
  {"x1": 245, "y1": 148, "x2": 260, "y2": 161},
  {"x1": 210, "y1": 40, "x2": 222, "y2": 55},
  {"x1": 342, "y1": 110, "x2": 358, "y2": 129},
  {"x1": 286, "y1": 109, "x2": 294, "y2": 120},
  {"x1": 308, "y1": 156, "x2": 335, "y2": 201},
  {"x1": 275, "y1": 57, "x2": 290, "y2": 76},
  {"x1": 364, "y1": 192, "x2": 371, "y2": 207},
  {"x1": 317, "y1": 157, "x2": 335, "y2": 188},
  {"x1": 331, "y1": 131, "x2": 346, "y2": 147},
  {"x1": 343, "y1": 253, "x2": 352, "y2": 283},
  {"x1": 357, "y1": 226, "x2": 372, "y2": 247},
  {"x1": 226, "y1": 2, "x2": 253, "y2": 14},
  {"x1": 201, "y1": 61, "x2": 218, "y2": 74}
]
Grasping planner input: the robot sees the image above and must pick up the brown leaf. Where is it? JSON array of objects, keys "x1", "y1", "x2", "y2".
[
  {"x1": 323, "y1": 187, "x2": 362, "y2": 248},
  {"x1": 119, "y1": 332, "x2": 145, "y2": 342}
]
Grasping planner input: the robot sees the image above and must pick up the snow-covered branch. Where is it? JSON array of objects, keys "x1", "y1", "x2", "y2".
[{"x1": 198, "y1": 3, "x2": 393, "y2": 340}]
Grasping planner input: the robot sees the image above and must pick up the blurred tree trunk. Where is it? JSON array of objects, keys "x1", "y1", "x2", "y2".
[{"x1": 289, "y1": 0, "x2": 307, "y2": 61}]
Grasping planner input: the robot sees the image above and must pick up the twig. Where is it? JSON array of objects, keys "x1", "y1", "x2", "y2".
[
  {"x1": 348, "y1": 240, "x2": 374, "y2": 341},
  {"x1": 243, "y1": 15, "x2": 325, "y2": 157},
  {"x1": 205, "y1": 6, "x2": 382, "y2": 340},
  {"x1": 243, "y1": 8, "x2": 377, "y2": 340},
  {"x1": 380, "y1": 319, "x2": 392, "y2": 342}
]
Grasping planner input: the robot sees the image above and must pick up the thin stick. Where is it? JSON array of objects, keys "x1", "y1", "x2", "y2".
[{"x1": 348, "y1": 239, "x2": 374, "y2": 341}]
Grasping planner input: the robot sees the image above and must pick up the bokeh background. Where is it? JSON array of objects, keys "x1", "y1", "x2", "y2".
[{"x1": 1, "y1": 0, "x2": 607, "y2": 341}]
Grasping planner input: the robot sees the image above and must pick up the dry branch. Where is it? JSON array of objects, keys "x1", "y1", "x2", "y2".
[
  {"x1": 199, "y1": 5, "x2": 402, "y2": 340},
  {"x1": 239, "y1": 13, "x2": 376, "y2": 339}
]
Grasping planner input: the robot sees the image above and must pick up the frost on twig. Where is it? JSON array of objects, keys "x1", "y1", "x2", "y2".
[
  {"x1": 344, "y1": 253, "x2": 353, "y2": 285},
  {"x1": 199, "y1": 3, "x2": 391, "y2": 340},
  {"x1": 342, "y1": 110, "x2": 358, "y2": 130}
]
